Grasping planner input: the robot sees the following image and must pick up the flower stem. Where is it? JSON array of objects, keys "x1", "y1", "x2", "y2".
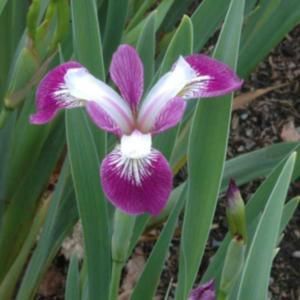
[
  {"x1": 109, "y1": 261, "x2": 123, "y2": 300},
  {"x1": 109, "y1": 209, "x2": 136, "y2": 300}
]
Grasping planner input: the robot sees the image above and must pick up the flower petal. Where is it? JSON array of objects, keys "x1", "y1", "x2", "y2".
[
  {"x1": 184, "y1": 54, "x2": 243, "y2": 98},
  {"x1": 30, "y1": 61, "x2": 82, "y2": 124},
  {"x1": 110, "y1": 44, "x2": 144, "y2": 110},
  {"x1": 189, "y1": 280, "x2": 215, "y2": 300},
  {"x1": 86, "y1": 102, "x2": 122, "y2": 136},
  {"x1": 100, "y1": 147, "x2": 173, "y2": 215},
  {"x1": 64, "y1": 67, "x2": 134, "y2": 133},
  {"x1": 150, "y1": 97, "x2": 186, "y2": 134},
  {"x1": 30, "y1": 61, "x2": 135, "y2": 133},
  {"x1": 138, "y1": 57, "x2": 193, "y2": 131}
]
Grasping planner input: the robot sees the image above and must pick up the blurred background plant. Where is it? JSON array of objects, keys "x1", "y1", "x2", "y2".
[{"x1": 0, "y1": 0, "x2": 299, "y2": 299}]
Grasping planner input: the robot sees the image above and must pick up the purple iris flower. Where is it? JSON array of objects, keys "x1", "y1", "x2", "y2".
[
  {"x1": 30, "y1": 44, "x2": 242, "y2": 215},
  {"x1": 189, "y1": 280, "x2": 216, "y2": 300}
]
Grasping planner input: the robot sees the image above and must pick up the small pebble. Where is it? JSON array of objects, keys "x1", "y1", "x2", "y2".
[
  {"x1": 292, "y1": 251, "x2": 300, "y2": 258},
  {"x1": 240, "y1": 113, "x2": 248, "y2": 120}
]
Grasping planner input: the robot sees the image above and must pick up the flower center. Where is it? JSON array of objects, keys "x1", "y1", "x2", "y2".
[{"x1": 120, "y1": 130, "x2": 152, "y2": 159}]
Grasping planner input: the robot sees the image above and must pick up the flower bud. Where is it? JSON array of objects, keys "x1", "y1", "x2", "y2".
[
  {"x1": 189, "y1": 280, "x2": 215, "y2": 300},
  {"x1": 225, "y1": 179, "x2": 247, "y2": 242}
]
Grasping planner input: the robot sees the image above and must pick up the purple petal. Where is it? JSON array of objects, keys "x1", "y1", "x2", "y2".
[
  {"x1": 110, "y1": 44, "x2": 144, "y2": 110},
  {"x1": 150, "y1": 97, "x2": 186, "y2": 134},
  {"x1": 100, "y1": 148, "x2": 173, "y2": 215},
  {"x1": 30, "y1": 61, "x2": 83, "y2": 124},
  {"x1": 86, "y1": 101, "x2": 122, "y2": 136},
  {"x1": 185, "y1": 54, "x2": 243, "y2": 98},
  {"x1": 189, "y1": 280, "x2": 216, "y2": 300}
]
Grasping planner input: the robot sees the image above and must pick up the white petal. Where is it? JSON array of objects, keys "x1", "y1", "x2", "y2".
[
  {"x1": 120, "y1": 130, "x2": 152, "y2": 159},
  {"x1": 64, "y1": 68, "x2": 134, "y2": 132},
  {"x1": 138, "y1": 57, "x2": 198, "y2": 131}
]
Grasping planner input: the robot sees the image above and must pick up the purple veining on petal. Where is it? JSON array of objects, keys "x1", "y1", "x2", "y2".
[
  {"x1": 30, "y1": 61, "x2": 82, "y2": 124},
  {"x1": 110, "y1": 44, "x2": 144, "y2": 110},
  {"x1": 189, "y1": 280, "x2": 216, "y2": 300},
  {"x1": 86, "y1": 101, "x2": 123, "y2": 136},
  {"x1": 100, "y1": 148, "x2": 173, "y2": 215},
  {"x1": 185, "y1": 54, "x2": 243, "y2": 98},
  {"x1": 149, "y1": 97, "x2": 186, "y2": 134}
]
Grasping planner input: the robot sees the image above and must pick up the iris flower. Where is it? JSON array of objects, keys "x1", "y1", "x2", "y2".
[{"x1": 30, "y1": 44, "x2": 242, "y2": 215}]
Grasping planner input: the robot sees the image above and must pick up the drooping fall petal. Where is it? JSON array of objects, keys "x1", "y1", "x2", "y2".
[{"x1": 100, "y1": 147, "x2": 172, "y2": 215}]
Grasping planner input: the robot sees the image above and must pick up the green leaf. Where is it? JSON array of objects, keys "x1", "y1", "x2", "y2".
[
  {"x1": 103, "y1": 0, "x2": 129, "y2": 68},
  {"x1": 65, "y1": 256, "x2": 80, "y2": 300},
  {"x1": 279, "y1": 196, "x2": 299, "y2": 234},
  {"x1": 136, "y1": 12, "x2": 156, "y2": 90},
  {"x1": 175, "y1": 0, "x2": 245, "y2": 298},
  {"x1": 71, "y1": 0, "x2": 105, "y2": 78},
  {"x1": 237, "y1": 153, "x2": 296, "y2": 300},
  {"x1": 202, "y1": 150, "x2": 299, "y2": 285},
  {"x1": 0, "y1": 0, "x2": 8, "y2": 16},
  {"x1": 16, "y1": 160, "x2": 77, "y2": 300},
  {"x1": 0, "y1": 114, "x2": 65, "y2": 283},
  {"x1": 131, "y1": 186, "x2": 185, "y2": 300},
  {"x1": 161, "y1": 0, "x2": 195, "y2": 31},
  {"x1": 71, "y1": 0, "x2": 107, "y2": 152},
  {"x1": 0, "y1": 113, "x2": 16, "y2": 221},
  {"x1": 219, "y1": 238, "x2": 245, "y2": 296},
  {"x1": 239, "y1": 0, "x2": 300, "y2": 77},
  {"x1": 154, "y1": 15, "x2": 193, "y2": 160},
  {"x1": 69, "y1": 2, "x2": 111, "y2": 298},
  {"x1": 124, "y1": 0, "x2": 174, "y2": 45},
  {"x1": 127, "y1": 0, "x2": 155, "y2": 31},
  {"x1": 4, "y1": 97, "x2": 51, "y2": 199},
  {"x1": 0, "y1": 194, "x2": 49, "y2": 300},
  {"x1": 245, "y1": 0, "x2": 258, "y2": 13},
  {"x1": 191, "y1": 0, "x2": 231, "y2": 52},
  {"x1": 222, "y1": 143, "x2": 300, "y2": 187},
  {"x1": 66, "y1": 109, "x2": 111, "y2": 300}
]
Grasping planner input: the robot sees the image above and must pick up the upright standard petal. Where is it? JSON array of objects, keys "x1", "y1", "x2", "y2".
[
  {"x1": 100, "y1": 131, "x2": 172, "y2": 215},
  {"x1": 110, "y1": 44, "x2": 144, "y2": 111},
  {"x1": 30, "y1": 61, "x2": 82, "y2": 124},
  {"x1": 184, "y1": 54, "x2": 243, "y2": 98}
]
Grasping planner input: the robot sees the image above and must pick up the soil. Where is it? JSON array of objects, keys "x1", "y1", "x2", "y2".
[{"x1": 36, "y1": 25, "x2": 300, "y2": 300}]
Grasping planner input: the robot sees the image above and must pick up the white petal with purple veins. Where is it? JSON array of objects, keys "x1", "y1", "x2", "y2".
[
  {"x1": 137, "y1": 57, "x2": 206, "y2": 132},
  {"x1": 63, "y1": 68, "x2": 134, "y2": 133}
]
